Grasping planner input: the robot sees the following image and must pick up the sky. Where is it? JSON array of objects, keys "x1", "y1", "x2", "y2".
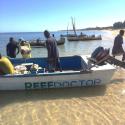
[{"x1": 0, "y1": 0, "x2": 125, "y2": 32}]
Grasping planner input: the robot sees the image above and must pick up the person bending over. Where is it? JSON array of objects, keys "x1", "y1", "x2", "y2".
[{"x1": 44, "y1": 30, "x2": 62, "y2": 72}]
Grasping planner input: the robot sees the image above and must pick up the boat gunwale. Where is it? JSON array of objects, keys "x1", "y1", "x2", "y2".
[
  {"x1": 0, "y1": 70, "x2": 91, "y2": 78},
  {"x1": 0, "y1": 55, "x2": 116, "y2": 78},
  {"x1": 0, "y1": 67, "x2": 116, "y2": 78}
]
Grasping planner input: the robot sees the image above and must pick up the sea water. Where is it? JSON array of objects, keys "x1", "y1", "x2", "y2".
[{"x1": 0, "y1": 30, "x2": 115, "y2": 57}]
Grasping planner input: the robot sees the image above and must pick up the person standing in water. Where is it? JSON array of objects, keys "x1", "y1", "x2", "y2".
[
  {"x1": 6, "y1": 37, "x2": 20, "y2": 58},
  {"x1": 20, "y1": 40, "x2": 32, "y2": 58},
  {"x1": 44, "y1": 30, "x2": 62, "y2": 72},
  {"x1": 112, "y1": 30, "x2": 125, "y2": 61}
]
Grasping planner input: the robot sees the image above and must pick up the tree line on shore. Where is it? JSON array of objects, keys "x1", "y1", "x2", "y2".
[
  {"x1": 113, "y1": 21, "x2": 125, "y2": 29},
  {"x1": 83, "y1": 20, "x2": 125, "y2": 30},
  {"x1": 59, "y1": 20, "x2": 125, "y2": 31}
]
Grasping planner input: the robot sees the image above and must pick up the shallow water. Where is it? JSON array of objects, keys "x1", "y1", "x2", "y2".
[{"x1": 0, "y1": 30, "x2": 115, "y2": 57}]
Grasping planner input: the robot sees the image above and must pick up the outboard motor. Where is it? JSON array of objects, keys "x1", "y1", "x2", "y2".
[
  {"x1": 91, "y1": 46, "x2": 104, "y2": 59},
  {"x1": 91, "y1": 46, "x2": 110, "y2": 65}
]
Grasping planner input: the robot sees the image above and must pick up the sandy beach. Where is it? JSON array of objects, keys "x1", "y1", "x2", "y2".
[{"x1": 0, "y1": 68, "x2": 125, "y2": 125}]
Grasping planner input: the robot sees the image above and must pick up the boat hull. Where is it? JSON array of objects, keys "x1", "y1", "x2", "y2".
[
  {"x1": 0, "y1": 55, "x2": 115, "y2": 90},
  {"x1": 0, "y1": 67, "x2": 115, "y2": 90},
  {"x1": 67, "y1": 36, "x2": 102, "y2": 41}
]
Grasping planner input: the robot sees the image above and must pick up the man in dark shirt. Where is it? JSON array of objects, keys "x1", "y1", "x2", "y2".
[
  {"x1": 112, "y1": 30, "x2": 125, "y2": 61},
  {"x1": 44, "y1": 30, "x2": 62, "y2": 72},
  {"x1": 6, "y1": 37, "x2": 20, "y2": 58}
]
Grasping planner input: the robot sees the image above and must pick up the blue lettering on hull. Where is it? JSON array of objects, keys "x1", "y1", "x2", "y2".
[{"x1": 25, "y1": 79, "x2": 101, "y2": 89}]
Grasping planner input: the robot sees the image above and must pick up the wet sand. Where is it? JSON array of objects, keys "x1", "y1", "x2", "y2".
[{"x1": 0, "y1": 68, "x2": 125, "y2": 125}]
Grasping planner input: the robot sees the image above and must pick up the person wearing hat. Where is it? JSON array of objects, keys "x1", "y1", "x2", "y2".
[{"x1": 6, "y1": 37, "x2": 20, "y2": 58}]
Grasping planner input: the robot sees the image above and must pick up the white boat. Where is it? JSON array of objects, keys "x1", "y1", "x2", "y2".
[{"x1": 0, "y1": 55, "x2": 115, "y2": 90}]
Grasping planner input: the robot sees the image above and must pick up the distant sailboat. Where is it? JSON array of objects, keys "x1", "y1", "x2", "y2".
[
  {"x1": 61, "y1": 17, "x2": 102, "y2": 41},
  {"x1": 61, "y1": 17, "x2": 77, "y2": 37},
  {"x1": 71, "y1": 17, "x2": 77, "y2": 36},
  {"x1": 67, "y1": 23, "x2": 69, "y2": 36},
  {"x1": 67, "y1": 17, "x2": 102, "y2": 41}
]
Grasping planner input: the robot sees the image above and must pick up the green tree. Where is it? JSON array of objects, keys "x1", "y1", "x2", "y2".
[{"x1": 113, "y1": 22, "x2": 123, "y2": 29}]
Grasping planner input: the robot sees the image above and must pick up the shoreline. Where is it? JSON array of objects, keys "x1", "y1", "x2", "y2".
[{"x1": 1, "y1": 28, "x2": 125, "y2": 33}]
